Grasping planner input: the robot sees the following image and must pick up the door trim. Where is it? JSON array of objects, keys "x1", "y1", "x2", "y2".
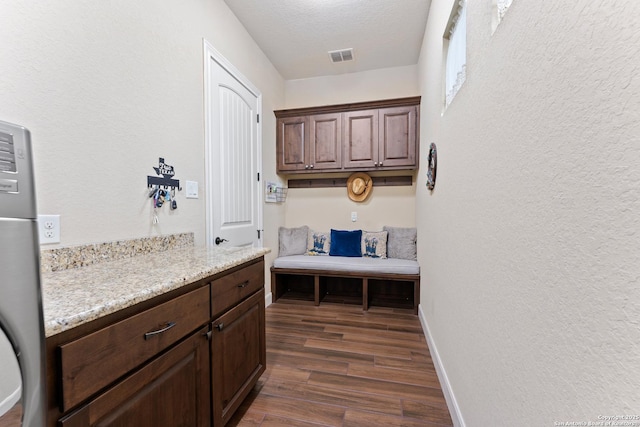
[{"x1": 203, "y1": 39, "x2": 263, "y2": 248}]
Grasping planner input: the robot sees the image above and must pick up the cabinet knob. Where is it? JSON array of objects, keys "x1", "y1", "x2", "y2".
[
  {"x1": 305, "y1": 165, "x2": 309, "y2": 169},
  {"x1": 310, "y1": 164, "x2": 314, "y2": 169},
  {"x1": 374, "y1": 162, "x2": 378, "y2": 166},
  {"x1": 379, "y1": 161, "x2": 383, "y2": 166}
]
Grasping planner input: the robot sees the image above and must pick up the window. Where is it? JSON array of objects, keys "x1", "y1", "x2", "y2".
[
  {"x1": 444, "y1": 0, "x2": 467, "y2": 108},
  {"x1": 492, "y1": 0, "x2": 513, "y2": 33}
]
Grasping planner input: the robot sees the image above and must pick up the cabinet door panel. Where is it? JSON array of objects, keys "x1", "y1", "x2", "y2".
[
  {"x1": 277, "y1": 117, "x2": 308, "y2": 171},
  {"x1": 59, "y1": 327, "x2": 210, "y2": 427},
  {"x1": 309, "y1": 113, "x2": 341, "y2": 170},
  {"x1": 212, "y1": 290, "x2": 265, "y2": 427},
  {"x1": 379, "y1": 106, "x2": 417, "y2": 168},
  {"x1": 343, "y1": 110, "x2": 378, "y2": 169}
]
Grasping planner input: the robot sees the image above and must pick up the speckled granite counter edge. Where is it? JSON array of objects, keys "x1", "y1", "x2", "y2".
[
  {"x1": 43, "y1": 246, "x2": 271, "y2": 337},
  {"x1": 40, "y1": 233, "x2": 194, "y2": 272}
]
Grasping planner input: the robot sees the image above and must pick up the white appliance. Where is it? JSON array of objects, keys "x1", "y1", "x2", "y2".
[{"x1": 0, "y1": 120, "x2": 46, "y2": 426}]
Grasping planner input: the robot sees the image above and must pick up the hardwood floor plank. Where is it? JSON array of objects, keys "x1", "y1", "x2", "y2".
[
  {"x1": 268, "y1": 343, "x2": 376, "y2": 365},
  {"x1": 230, "y1": 302, "x2": 453, "y2": 426},
  {"x1": 340, "y1": 331, "x2": 430, "y2": 350},
  {"x1": 264, "y1": 365, "x2": 312, "y2": 383},
  {"x1": 375, "y1": 355, "x2": 437, "y2": 372},
  {"x1": 266, "y1": 326, "x2": 343, "y2": 341},
  {"x1": 402, "y1": 399, "x2": 454, "y2": 426},
  {"x1": 228, "y1": 410, "x2": 264, "y2": 426},
  {"x1": 307, "y1": 371, "x2": 446, "y2": 404},
  {"x1": 267, "y1": 352, "x2": 349, "y2": 375},
  {"x1": 347, "y1": 362, "x2": 442, "y2": 388},
  {"x1": 260, "y1": 415, "x2": 336, "y2": 427},
  {"x1": 259, "y1": 381, "x2": 403, "y2": 417},
  {"x1": 343, "y1": 409, "x2": 450, "y2": 427},
  {"x1": 304, "y1": 338, "x2": 414, "y2": 359},
  {"x1": 243, "y1": 393, "x2": 345, "y2": 426}
]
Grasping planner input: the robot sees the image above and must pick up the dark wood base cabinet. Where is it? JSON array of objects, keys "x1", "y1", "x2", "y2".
[
  {"x1": 58, "y1": 327, "x2": 211, "y2": 427},
  {"x1": 46, "y1": 257, "x2": 266, "y2": 427},
  {"x1": 212, "y1": 289, "x2": 266, "y2": 426}
]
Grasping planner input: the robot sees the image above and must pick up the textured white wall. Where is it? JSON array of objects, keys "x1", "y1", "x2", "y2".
[
  {"x1": 284, "y1": 183, "x2": 416, "y2": 232},
  {"x1": 284, "y1": 64, "x2": 419, "y2": 108},
  {"x1": 417, "y1": 0, "x2": 640, "y2": 425},
  {"x1": 282, "y1": 66, "x2": 419, "y2": 230},
  {"x1": 0, "y1": 0, "x2": 285, "y2": 252}
]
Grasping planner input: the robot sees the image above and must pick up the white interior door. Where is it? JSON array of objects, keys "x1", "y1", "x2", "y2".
[{"x1": 204, "y1": 41, "x2": 262, "y2": 248}]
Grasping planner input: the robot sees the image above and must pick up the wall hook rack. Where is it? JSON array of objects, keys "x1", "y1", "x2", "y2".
[{"x1": 147, "y1": 157, "x2": 182, "y2": 190}]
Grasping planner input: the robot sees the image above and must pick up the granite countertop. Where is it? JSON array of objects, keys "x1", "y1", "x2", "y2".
[{"x1": 42, "y1": 246, "x2": 270, "y2": 337}]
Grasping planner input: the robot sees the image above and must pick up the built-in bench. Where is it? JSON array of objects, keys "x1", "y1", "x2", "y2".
[{"x1": 271, "y1": 255, "x2": 420, "y2": 314}]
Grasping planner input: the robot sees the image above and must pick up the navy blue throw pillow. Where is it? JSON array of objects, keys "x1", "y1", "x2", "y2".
[{"x1": 329, "y1": 229, "x2": 362, "y2": 257}]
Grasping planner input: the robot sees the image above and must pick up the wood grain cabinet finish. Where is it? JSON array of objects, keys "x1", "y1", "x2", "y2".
[
  {"x1": 275, "y1": 97, "x2": 419, "y2": 174},
  {"x1": 277, "y1": 116, "x2": 308, "y2": 171},
  {"x1": 211, "y1": 289, "x2": 266, "y2": 427},
  {"x1": 277, "y1": 113, "x2": 342, "y2": 171},
  {"x1": 377, "y1": 105, "x2": 417, "y2": 168},
  {"x1": 342, "y1": 109, "x2": 379, "y2": 169},
  {"x1": 47, "y1": 257, "x2": 266, "y2": 427},
  {"x1": 58, "y1": 286, "x2": 210, "y2": 412},
  {"x1": 58, "y1": 326, "x2": 210, "y2": 427},
  {"x1": 211, "y1": 258, "x2": 264, "y2": 319},
  {"x1": 309, "y1": 113, "x2": 342, "y2": 170}
]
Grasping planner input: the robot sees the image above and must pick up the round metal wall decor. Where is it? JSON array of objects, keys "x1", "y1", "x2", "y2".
[{"x1": 426, "y1": 143, "x2": 437, "y2": 190}]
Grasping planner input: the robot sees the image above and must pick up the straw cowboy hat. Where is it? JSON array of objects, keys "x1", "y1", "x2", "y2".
[{"x1": 347, "y1": 172, "x2": 373, "y2": 202}]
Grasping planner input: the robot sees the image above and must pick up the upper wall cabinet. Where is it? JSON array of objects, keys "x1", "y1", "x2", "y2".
[
  {"x1": 275, "y1": 97, "x2": 420, "y2": 174},
  {"x1": 276, "y1": 113, "x2": 342, "y2": 172}
]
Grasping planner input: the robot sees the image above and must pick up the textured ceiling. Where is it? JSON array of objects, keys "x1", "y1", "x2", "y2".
[{"x1": 224, "y1": 0, "x2": 431, "y2": 80}]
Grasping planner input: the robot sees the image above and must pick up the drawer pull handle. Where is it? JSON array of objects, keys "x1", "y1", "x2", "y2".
[
  {"x1": 215, "y1": 323, "x2": 224, "y2": 332},
  {"x1": 144, "y1": 322, "x2": 176, "y2": 340},
  {"x1": 237, "y1": 281, "x2": 249, "y2": 288}
]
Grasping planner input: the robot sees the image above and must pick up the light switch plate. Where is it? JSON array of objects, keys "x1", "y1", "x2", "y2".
[{"x1": 186, "y1": 181, "x2": 198, "y2": 199}]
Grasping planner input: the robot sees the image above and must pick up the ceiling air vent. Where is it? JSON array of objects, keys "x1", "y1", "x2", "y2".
[{"x1": 328, "y1": 48, "x2": 354, "y2": 63}]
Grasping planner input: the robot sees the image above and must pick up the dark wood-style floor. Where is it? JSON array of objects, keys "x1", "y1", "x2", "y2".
[{"x1": 228, "y1": 301, "x2": 453, "y2": 427}]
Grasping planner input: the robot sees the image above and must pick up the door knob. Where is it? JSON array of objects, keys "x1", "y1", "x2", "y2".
[{"x1": 215, "y1": 237, "x2": 228, "y2": 245}]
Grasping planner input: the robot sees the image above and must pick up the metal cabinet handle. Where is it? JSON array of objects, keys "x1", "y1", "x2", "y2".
[
  {"x1": 310, "y1": 164, "x2": 314, "y2": 168},
  {"x1": 144, "y1": 322, "x2": 176, "y2": 340},
  {"x1": 237, "y1": 281, "x2": 249, "y2": 288},
  {"x1": 374, "y1": 162, "x2": 378, "y2": 166},
  {"x1": 215, "y1": 323, "x2": 224, "y2": 332},
  {"x1": 379, "y1": 161, "x2": 383, "y2": 166}
]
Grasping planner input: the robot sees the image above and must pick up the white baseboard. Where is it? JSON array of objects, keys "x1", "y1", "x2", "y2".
[
  {"x1": 265, "y1": 291, "x2": 273, "y2": 307},
  {"x1": 418, "y1": 304, "x2": 466, "y2": 427}
]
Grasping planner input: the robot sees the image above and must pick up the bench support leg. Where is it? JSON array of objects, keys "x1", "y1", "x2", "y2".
[
  {"x1": 271, "y1": 270, "x2": 279, "y2": 302},
  {"x1": 413, "y1": 279, "x2": 420, "y2": 315},
  {"x1": 314, "y1": 274, "x2": 320, "y2": 306},
  {"x1": 363, "y1": 277, "x2": 369, "y2": 311}
]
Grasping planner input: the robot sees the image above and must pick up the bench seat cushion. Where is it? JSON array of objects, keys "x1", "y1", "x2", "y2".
[{"x1": 273, "y1": 255, "x2": 419, "y2": 276}]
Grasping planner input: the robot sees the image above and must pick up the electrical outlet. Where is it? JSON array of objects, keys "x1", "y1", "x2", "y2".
[
  {"x1": 351, "y1": 212, "x2": 357, "y2": 222},
  {"x1": 38, "y1": 215, "x2": 60, "y2": 244}
]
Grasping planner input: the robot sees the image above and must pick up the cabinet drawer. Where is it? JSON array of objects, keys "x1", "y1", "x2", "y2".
[
  {"x1": 58, "y1": 286, "x2": 210, "y2": 412},
  {"x1": 58, "y1": 327, "x2": 210, "y2": 427},
  {"x1": 211, "y1": 259, "x2": 264, "y2": 318}
]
